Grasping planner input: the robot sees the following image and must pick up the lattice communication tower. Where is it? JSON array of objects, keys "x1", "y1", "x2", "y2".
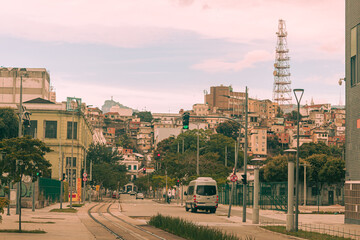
[{"x1": 273, "y1": 19, "x2": 292, "y2": 105}]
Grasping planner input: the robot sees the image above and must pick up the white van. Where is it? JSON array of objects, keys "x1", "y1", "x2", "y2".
[{"x1": 184, "y1": 177, "x2": 218, "y2": 213}]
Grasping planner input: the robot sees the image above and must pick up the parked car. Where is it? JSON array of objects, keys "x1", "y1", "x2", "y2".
[
  {"x1": 136, "y1": 193, "x2": 144, "y2": 199},
  {"x1": 112, "y1": 191, "x2": 119, "y2": 199},
  {"x1": 185, "y1": 177, "x2": 218, "y2": 213},
  {"x1": 129, "y1": 191, "x2": 137, "y2": 196}
]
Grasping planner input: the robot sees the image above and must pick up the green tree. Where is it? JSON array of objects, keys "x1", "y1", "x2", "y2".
[
  {"x1": 135, "y1": 111, "x2": 153, "y2": 122},
  {"x1": 87, "y1": 143, "x2": 127, "y2": 191},
  {"x1": 263, "y1": 155, "x2": 288, "y2": 182},
  {"x1": 0, "y1": 136, "x2": 52, "y2": 183},
  {"x1": 299, "y1": 142, "x2": 341, "y2": 159},
  {"x1": 116, "y1": 134, "x2": 133, "y2": 149},
  {"x1": 204, "y1": 134, "x2": 236, "y2": 166},
  {"x1": 286, "y1": 110, "x2": 302, "y2": 123},
  {"x1": 216, "y1": 120, "x2": 240, "y2": 140},
  {"x1": 87, "y1": 143, "x2": 122, "y2": 165},
  {"x1": 319, "y1": 157, "x2": 345, "y2": 184},
  {"x1": 267, "y1": 135, "x2": 286, "y2": 156},
  {"x1": 0, "y1": 108, "x2": 19, "y2": 140}
]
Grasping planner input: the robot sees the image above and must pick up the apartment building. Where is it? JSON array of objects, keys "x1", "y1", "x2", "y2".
[
  {"x1": 345, "y1": 0, "x2": 360, "y2": 224},
  {"x1": 0, "y1": 67, "x2": 55, "y2": 105}
]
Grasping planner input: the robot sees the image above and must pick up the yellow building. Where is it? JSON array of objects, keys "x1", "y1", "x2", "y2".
[{"x1": 22, "y1": 97, "x2": 93, "y2": 194}]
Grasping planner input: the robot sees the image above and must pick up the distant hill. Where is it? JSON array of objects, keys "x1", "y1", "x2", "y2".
[{"x1": 101, "y1": 99, "x2": 134, "y2": 113}]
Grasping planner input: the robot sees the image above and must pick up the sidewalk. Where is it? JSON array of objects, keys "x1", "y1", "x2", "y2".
[{"x1": 0, "y1": 203, "x2": 94, "y2": 240}]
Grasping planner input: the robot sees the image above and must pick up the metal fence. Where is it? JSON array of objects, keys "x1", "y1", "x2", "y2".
[
  {"x1": 261, "y1": 221, "x2": 360, "y2": 240},
  {"x1": 218, "y1": 183, "x2": 253, "y2": 206},
  {"x1": 260, "y1": 182, "x2": 287, "y2": 211},
  {"x1": 39, "y1": 177, "x2": 62, "y2": 203}
]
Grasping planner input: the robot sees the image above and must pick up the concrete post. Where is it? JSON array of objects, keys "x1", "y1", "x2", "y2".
[
  {"x1": 287, "y1": 160, "x2": 295, "y2": 231},
  {"x1": 252, "y1": 167, "x2": 260, "y2": 224}
]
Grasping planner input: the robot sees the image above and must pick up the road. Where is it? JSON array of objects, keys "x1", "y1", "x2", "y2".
[{"x1": 116, "y1": 194, "x2": 291, "y2": 240}]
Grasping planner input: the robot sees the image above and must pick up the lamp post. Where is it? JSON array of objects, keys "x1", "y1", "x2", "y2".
[
  {"x1": 251, "y1": 158, "x2": 264, "y2": 224},
  {"x1": 222, "y1": 86, "x2": 248, "y2": 221},
  {"x1": 16, "y1": 159, "x2": 24, "y2": 232},
  {"x1": 293, "y1": 88, "x2": 304, "y2": 231},
  {"x1": 285, "y1": 149, "x2": 296, "y2": 231},
  {"x1": 16, "y1": 68, "x2": 27, "y2": 215},
  {"x1": 300, "y1": 163, "x2": 309, "y2": 206},
  {"x1": 197, "y1": 123, "x2": 201, "y2": 176}
]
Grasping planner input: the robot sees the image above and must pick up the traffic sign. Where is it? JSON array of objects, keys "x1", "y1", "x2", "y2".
[
  {"x1": 83, "y1": 172, "x2": 88, "y2": 177},
  {"x1": 230, "y1": 174, "x2": 238, "y2": 182},
  {"x1": 83, "y1": 177, "x2": 87, "y2": 182}
]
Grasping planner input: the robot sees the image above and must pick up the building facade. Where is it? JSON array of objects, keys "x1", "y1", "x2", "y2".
[
  {"x1": 345, "y1": 0, "x2": 360, "y2": 224},
  {"x1": 0, "y1": 67, "x2": 54, "y2": 104},
  {"x1": 23, "y1": 98, "x2": 93, "y2": 197}
]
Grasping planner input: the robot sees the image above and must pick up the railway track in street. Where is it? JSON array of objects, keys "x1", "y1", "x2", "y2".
[{"x1": 88, "y1": 200, "x2": 168, "y2": 240}]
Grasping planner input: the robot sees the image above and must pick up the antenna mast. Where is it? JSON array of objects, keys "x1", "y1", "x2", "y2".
[{"x1": 273, "y1": 19, "x2": 292, "y2": 106}]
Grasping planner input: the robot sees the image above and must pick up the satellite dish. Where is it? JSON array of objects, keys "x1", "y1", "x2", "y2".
[
  {"x1": 273, "y1": 71, "x2": 278, "y2": 76},
  {"x1": 338, "y1": 79, "x2": 343, "y2": 86},
  {"x1": 274, "y1": 63, "x2": 277, "y2": 68}
]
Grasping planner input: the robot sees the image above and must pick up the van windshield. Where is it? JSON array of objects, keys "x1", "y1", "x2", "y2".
[{"x1": 196, "y1": 185, "x2": 216, "y2": 196}]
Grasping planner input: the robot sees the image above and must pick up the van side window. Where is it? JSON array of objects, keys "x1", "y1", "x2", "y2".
[
  {"x1": 188, "y1": 186, "x2": 194, "y2": 195},
  {"x1": 196, "y1": 185, "x2": 216, "y2": 196}
]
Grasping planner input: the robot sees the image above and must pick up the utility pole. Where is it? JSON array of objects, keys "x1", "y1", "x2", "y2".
[
  {"x1": 16, "y1": 73, "x2": 23, "y2": 215},
  {"x1": 242, "y1": 86, "x2": 248, "y2": 223},
  {"x1": 60, "y1": 154, "x2": 64, "y2": 209},
  {"x1": 70, "y1": 101, "x2": 75, "y2": 208},
  {"x1": 225, "y1": 145, "x2": 228, "y2": 167},
  {"x1": 196, "y1": 123, "x2": 200, "y2": 176}
]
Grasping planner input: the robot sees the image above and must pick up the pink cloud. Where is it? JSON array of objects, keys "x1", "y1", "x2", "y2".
[
  {"x1": 192, "y1": 50, "x2": 273, "y2": 73},
  {"x1": 0, "y1": 0, "x2": 344, "y2": 59}
]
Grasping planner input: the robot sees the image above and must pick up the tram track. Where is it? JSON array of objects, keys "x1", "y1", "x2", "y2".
[{"x1": 88, "y1": 199, "x2": 168, "y2": 240}]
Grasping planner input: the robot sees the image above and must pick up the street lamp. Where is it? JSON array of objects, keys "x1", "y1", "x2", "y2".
[
  {"x1": 293, "y1": 88, "x2": 304, "y2": 232},
  {"x1": 223, "y1": 87, "x2": 249, "y2": 222},
  {"x1": 285, "y1": 148, "x2": 296, "y2": 231},
  {"x1": 16, "y1": 159, "x2": 24, "y2": 232},
  {"x1": 251, "y1": 158, "x2": 265, "y2": 224}
]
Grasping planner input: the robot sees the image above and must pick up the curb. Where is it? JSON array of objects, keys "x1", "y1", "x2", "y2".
[{"x1": 259, "y1": 226, "x2": 306, "y2": 240}]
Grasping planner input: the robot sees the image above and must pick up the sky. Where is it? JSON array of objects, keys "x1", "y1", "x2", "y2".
[{"x1": 0, "y1": 0, "x2": 345, "y2": 112}]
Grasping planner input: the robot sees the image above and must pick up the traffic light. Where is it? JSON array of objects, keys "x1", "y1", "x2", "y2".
[
  {"x1": 143, "y1": 168, "x2": 146, "y2": 174},
  {"x1": 62, "y1": 173, "x2": 66, "y2": 181},
  {"x1": 241, "y1": 174, "x2": 247, "y2": 184},
  {"x1": 176, "y1": 179, "x2": 180, "y2": 187},
  {"x1": 182, "y1": 112, "x2": 190, "y2": 129},
  {"x1": 22, "y1": 110, "x2": 31, "y2": 128},
  {"x1": 36, "y1": 171, "x2": 42, "y2": 178}
]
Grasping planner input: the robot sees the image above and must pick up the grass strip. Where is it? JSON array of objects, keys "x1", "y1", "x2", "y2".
[
  {"x1": 16, "y1": 221, "x2": 55, "y2": 224},
  {"x1": 50, "y1": 208, "x2": 78, "y2": 213},
  {"x1": 0, "y1": 229, "x2": 46, "y2": 233},
  {"x1": 66, "y1": 204, "x2": 84, "y2": 208},
  {"x1": 262, "y1": 226, "x2": 351, "y2": 240},
  {"x1": 149, "y1": 214, "x2": 251, "y2": 240}
]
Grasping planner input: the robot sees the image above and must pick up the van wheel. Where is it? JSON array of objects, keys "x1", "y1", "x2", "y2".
[{"x1": 210, "y1": 209, "x2": 216, "y2": 214}]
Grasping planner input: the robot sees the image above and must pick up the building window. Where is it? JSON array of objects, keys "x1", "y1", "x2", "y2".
[
  {"x1": 134, "y1": 165, "x2": 137, "y2": 170},
  {"x1": 45, "y1": 121, "x2": 57, "y2": 138},
  {"x1": 24, "y1": 120, "x2": 37, "y2": 138},
  {"x1": 66, "y1": 157, "x2": 77, "y2": 167},
  {"x1": 128, "y1": 165, "x2": 131, "y2": 170},
  {"x1": 351, "y1": 56, "x2": 356, "y2": 87},
  {"x1": 67, "y1": 122, "x2": 78, "y2": 139}
]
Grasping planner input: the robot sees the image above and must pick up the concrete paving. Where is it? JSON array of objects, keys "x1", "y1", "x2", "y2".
[
  {"x1": 0, "y1": 203, "x2": 94, "y2": 240},
  {"x1": 0, "y1": 198, "x2": 358, "y2": 240}
]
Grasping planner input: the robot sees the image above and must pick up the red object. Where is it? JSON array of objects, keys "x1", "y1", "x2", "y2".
[
  {"x1": 83, "y1": 177, "x2": 87, "y2": 182},
  {"x1": 230, "y1": 174, "x2": 238, "y2": 182},
  {"x1": 157, "y1": 153, "x2": 160, "y2": 157}
]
